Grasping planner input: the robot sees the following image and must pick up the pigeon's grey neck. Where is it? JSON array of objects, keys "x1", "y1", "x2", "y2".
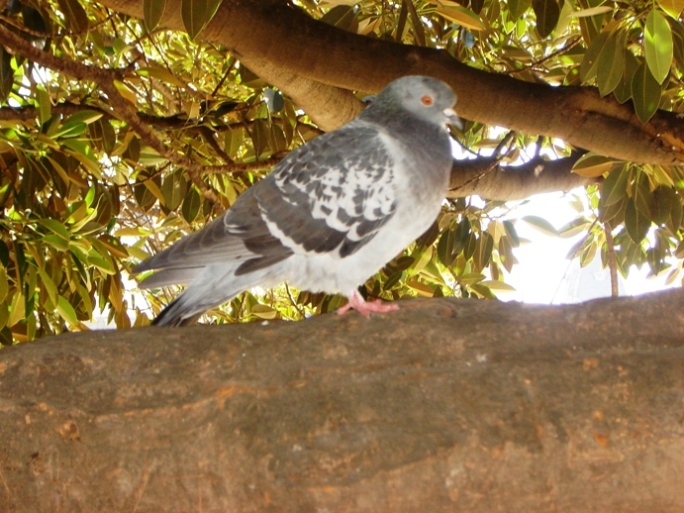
[{"x1": 359, "y1": 100, "x2": 445, "y2": 146}]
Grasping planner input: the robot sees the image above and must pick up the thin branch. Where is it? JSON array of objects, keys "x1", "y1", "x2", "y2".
[{"x1": 604, "y1": 221, "x2": 619, "y2": 297}]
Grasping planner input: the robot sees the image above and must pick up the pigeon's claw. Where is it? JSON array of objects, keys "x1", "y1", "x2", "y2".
[{"x1": 336, "y1": 290, "x2": 399, "y2": 318}]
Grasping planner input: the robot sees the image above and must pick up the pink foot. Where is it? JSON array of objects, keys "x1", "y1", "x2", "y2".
[{"x1": 336, "y1": 290, "x2": 400, "y2": 318}]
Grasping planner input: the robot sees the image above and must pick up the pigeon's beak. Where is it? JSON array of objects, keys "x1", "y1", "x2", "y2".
[{"x1": 443, "y1": 108, "x2": 462, "y2": 129}]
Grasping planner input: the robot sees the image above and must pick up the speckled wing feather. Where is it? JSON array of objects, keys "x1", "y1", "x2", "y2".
[
  {"x1": 136, "y1": 122, "x2": 398, "y2": 287},
  {"x1": 253, "y1": 122, "x2": 398, "y2": 262}
]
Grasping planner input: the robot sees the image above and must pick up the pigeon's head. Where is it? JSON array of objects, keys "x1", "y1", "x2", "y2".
[{"x1": 377, "y1": 76, "x2": 461, "y2": 129}]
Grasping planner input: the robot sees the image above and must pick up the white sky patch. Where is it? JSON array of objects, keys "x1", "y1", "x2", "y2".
[{"x1": 495, "y1": 189, "x2": 677, "y2": 304}]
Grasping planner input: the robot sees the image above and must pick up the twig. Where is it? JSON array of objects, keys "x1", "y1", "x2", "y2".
[{"x1": 604, "y1": 221, "x2": 619, "y2": 297}]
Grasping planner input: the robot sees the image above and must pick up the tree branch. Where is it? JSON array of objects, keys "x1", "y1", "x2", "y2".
[
  {"x1": 2, "y1": 290, "x2": 684, "y2": 511},
  {"x1": 449, "y1": 152, "x2": 594, "y2": 200},
  {"x1": 103, "y1": 0, "x2": 684, "y2": 166}
]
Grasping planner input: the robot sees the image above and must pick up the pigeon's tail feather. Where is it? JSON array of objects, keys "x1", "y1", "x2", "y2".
[
  {"x1": 152, "y1": 289, "x2": 225, "y2": 327},
  {"x1": 152, "y1": 295, "x2": 202, "y2": 327},
  {"x1": 151, "y1": 265, "x2": 278, "y2": 327}
]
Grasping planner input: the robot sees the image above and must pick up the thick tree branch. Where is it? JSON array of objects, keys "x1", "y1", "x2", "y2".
[
  {"x1": 449, "y1": 152, "x2": 593, "y2": 200},
  {"x1": 103, "y1": 0, "x2": 684, "y2": 166},
  {"x1": 2, "y1": 290, "x2": 684, "y2": 511}
]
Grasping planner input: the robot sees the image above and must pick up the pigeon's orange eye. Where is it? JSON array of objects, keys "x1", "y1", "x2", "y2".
[{"x1": 421, "y1": 95, "x2": 434, "y2": 106}]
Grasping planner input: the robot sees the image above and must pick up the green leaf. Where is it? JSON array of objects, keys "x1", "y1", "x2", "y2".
[
  {"x1": 56, "y1": 296, "x2": 79, "y2": 326},
  {"x1": 137, "y1": 66, "x2": 184, "y2": 87},
  {"x1": 613, "y1": 51, "x2": 639, "y2": 104},
  {"x1": 521, "y1": 215, "x2": 558, "y2": 236},
  {"x1": 571, "y1": 5, "x2": 614, "y2": 17},
  {"x1": 36, "y1": 87, "x2": 52, "y2": 126},
  {"x1": 572, "y1": 153, "x2": 616, "y2": 177},
  {"x1": 0, "y1": 266, "x2": 7, "y2": 304},
  {"x1": 624, "y1": 199, "x2": 651, "y2": 243},
  {"x1": 631, "y1": 59, "x2": 661, "y2": 123},
  {"x1": 38, "y1": 219, "x2": 72, "y2": 241},
  {"x1": 596, "y1": 29, "x2": 625, "y2": 96},
  {"x1": 503, "y1": 220, "x2": 520, "y2": 247},
  {"x1": 64, "y1": 109, "x2": 104, "y2": 126},
  {"x1": 579, "y1": 239, "x2": 597, "y2": 267},
  {"x1": 657, "y1": 0, "x2": 684, "y2": 18},
  {"x1": 644, "y1": 9, "x2": 673, "y2": 84},
  {"x1": 144, "y1": 0, "x2": 166, "y2": 31},
  {"x1": 509, "y1": 0, "x2": 532, "y2": 20},
  {"x1": 8, "y1": 291, "x2": 25, "y2": 328},
  {"x1": 580, "y1": 30, "x2": 609, "y2": 83},
  {"x1": 480, "y1": 280, "x2": 516, "y2": 291},
  {"x1": 57, "y1": 0, "x2": 89, "y2": 33},
  {"x1": 320, "y1": 5, "x2": 359, "y2": 32},
  {"x1": 36, "y1": 267, "x2": 58, "y2": 306},
  {"x1": 632, "y1": 172, "x2": 654, "y2": 218},
  {"x1": 474, "y1": 232, "x2": 494, "y2": 271},
  {"x1": 532, "y1": 0, "x2": 560, "y2": 38},
  {"x1": 601, "y1": 166, "x2": 629, "y2": 207},
  {"x1": 181, "y1": 187, "x2": 202, "y2": 223},
  {"x1": 181, "y1": 0, "x2": 223, "y2": 40},
  {"x1": 224, "y1": 127, "x2": 244, "y2": 158},
  {"x1": 558, "y1": 218, "x2": 591, "y2": 238},
  {"x1": 89, "y1": 118, "x2": 116, "y2": 154},
  {"x1": 113, "y1": 80, "x2": 138, "y2": 105},
  {"x1": 652, "y1": 186, "x2": 676, "y2": 225},
  {"x1": 252, "y1": 119, "x2": 271, "y2": 158},
  {"x1": 436, "y1": 5, "x2": 485, "y2": 31},
  {"x1": 161, "y1": 172, "x2": 187, "y2": 211}
]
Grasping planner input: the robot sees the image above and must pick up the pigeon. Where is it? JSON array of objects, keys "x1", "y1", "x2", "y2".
[{"x1": 135, "y1": 75, "x2": 460, "y2": 326}]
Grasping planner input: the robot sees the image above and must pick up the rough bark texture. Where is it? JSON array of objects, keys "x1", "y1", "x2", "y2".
[
  {"x1": 1, "y1": 290, "x2": 684, "y2": 512},
  {"x1": 103, "y1": 0, "x2": 684, "y2": 166}
]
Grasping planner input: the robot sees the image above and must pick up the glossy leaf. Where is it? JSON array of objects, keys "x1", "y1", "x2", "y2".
[
  {"x1": 182, "y1": 187, "x2": 202, "y2": 223},
  {"x1": 0, "y1": 266, "x2": 7, "y2": 304},
  {"x1": 644, "y1": 9, "x2": 673, "y2": 84},
  {"x1": 181, "y1": 0, "x2": 223, "y2": 39},
  {"x1": 612, "y1": 51, "x2": 639, "y2": 104},
  {"x1": 596, "y1": 29, "x2": 625, "y2": 96},
  {"x1": 437, "y1": 5, "x2": 485, "y2": 30},
  {"x1": 508, "y1": 0, "x2": 532, "y2": 20},
  {"x1": 631, "y1": 60, "x2": 661, "y2": 124},
  {"x1": 571, "y1": 5, "x2": 613, "y2": 17},
  {"x1": 36, "y1": 87, "x2": 51, "y2": 126},
  {"x1": 532, "y1": 0, "x2": 560, "y2": 38},
  {"x1": 657, "y1": 0, "x2": 684, "y2": 18},
  {"x1": 143, "y1": 0, "x2": 166, "y2": 31},
  {"x1": 138, "y1": 66, "x2": 184, "y2": 87},
  {"x1": 572, "y1": 153, "x2": 616, "y2": 177},
  {"x1": 601, "y1": 167, "x2": 629, "y2": 207},
  {"x1": 521, "y1": 215, "x2": 558, "y2": 236},
  {"x1": 56, "y1": 296, "x2": 79, "y2": 326},
  {"x1": 320, "y1": 5, "x2": 359, "y2": 32},
  {"x1": 580, "y1": 30, "x2": 609, "y2": 82},
  {"x1": 624, "y1": 199, "x2": 651, "y2": 243},
  {"x1": 57, "y1": 0, "x2": 89, "y2": 33}
]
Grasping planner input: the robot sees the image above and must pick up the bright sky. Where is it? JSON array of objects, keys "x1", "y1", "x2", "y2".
[{"x1": 496, "y1": 190, "x2": 676, "y2": 304}]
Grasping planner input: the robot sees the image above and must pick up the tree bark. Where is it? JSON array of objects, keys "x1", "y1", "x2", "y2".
[
  {"x1": 2, "y1": 290, "x2": 684, "y2": 512},
  {"x1": 103, "y1": 0, "x2": 684, "y2": 166}
]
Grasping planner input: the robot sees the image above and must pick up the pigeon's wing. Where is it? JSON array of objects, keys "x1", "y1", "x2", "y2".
[
  {"x1": 136, "y1": 121, "x2": 399, "y2": 287},
  {"x1": 135, "y1": 189, "x2": 294, "y2": 288},
  {"x1": 253, "y1": 122, "x2": 399, "y2": 262}
]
